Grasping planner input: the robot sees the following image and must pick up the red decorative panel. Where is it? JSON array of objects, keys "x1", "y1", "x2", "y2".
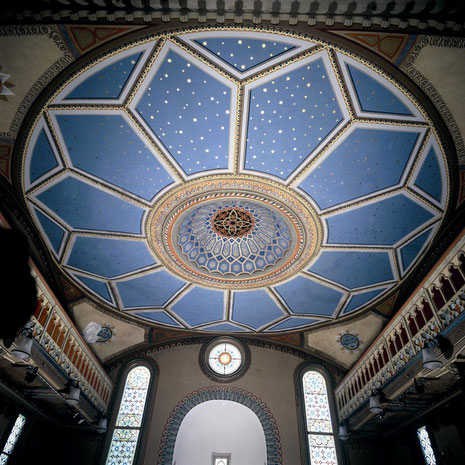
[
  {"x1": 266, "y1": 333, "x2": 302, "y2": 347},
  {"x1": 331, "y1": 31, "x2": 416, "y2": 63},
  {"x1": 63, "y1": 25, "x2": 144, "y2": 55}
]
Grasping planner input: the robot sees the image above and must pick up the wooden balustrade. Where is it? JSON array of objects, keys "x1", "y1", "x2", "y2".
[
  {"x1": 26, "y1": 264, "x2": 113, "y2": 414},
  {"x1": 335, "y1": 232, "x2": 465, "y2": 421}
]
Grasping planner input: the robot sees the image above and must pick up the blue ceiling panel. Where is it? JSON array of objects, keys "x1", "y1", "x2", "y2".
[
  {"x1": 347, "y1": 64, "x2": 413, "y2": 115},
  {"x1": 245, "y1": 57, "x2": 343, "y2": 179},
  {"x1": 414, "y1": 146, "x2": 443, "y2": 203},
  {"x1": 343, "y1": 287, "x2": 389, "y2": 315},
  {"x1": 33, "y1": 207, "x2": 65, "y2": 255},
  {"x1": 308, "y1": 250, "x2": 394, "y2": 289},
  {"x1": 116, "y1": 270, "x2": 185, "y2": 308},
  {"x1": 55, "y1": 113, "x2": 174, "y2": 201},
  {"x1": 66, "y1": 236, "x2": 156, "y2": 278},
  {"x1": 202, "y1": 322, "x2": 246, "y2": 332},
  {"x1": 21, "y1": 29, "x2": 449, "y2": 332},
  {"x1": 299, "y1": 128, "x2": 419, "y2": 209},
  {"x1": 171, "y1": 287, "x2": 224, "y2": 327},
  {"x1": 275, "y1": 276, "x2": 344, "y2": 316},
  {"x1": 64, "y1": 52, "x2": 142, "y2": 100},
  {"x1": 399, "y1": 227, "x2": 433, "y2": 274},
  {"x1": 35, "y1": 175, "x2": 145, "y2": 234},
  {"x1": 267, "y1": 317, "x2": 319, "y2": 331},
  {"x1": 72, "y1": 273, "x2": 113, "y2": 304},
  {"x1": 136, "y1": 50, "x2": 231, "y2": 175},
  {"x1": 232, "y1": 290, "x2": 285, "y2": 329},
  {"x1": 326, "y1": 194, "x2": 435, "y2": 246},
  {"x1": 134, "y1": 311, "x2": 181, "y2": 326},
  {"x1": 29, "y1": 128, "x2": 59, "y2": 185},
  {"x1": 194, "y1": 37, "x2": 295, "y2": 72}
]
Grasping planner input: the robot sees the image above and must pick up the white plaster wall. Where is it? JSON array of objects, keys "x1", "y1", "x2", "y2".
[{"x1": 172, "y1": 400, "x2": 266, "y2": 465}]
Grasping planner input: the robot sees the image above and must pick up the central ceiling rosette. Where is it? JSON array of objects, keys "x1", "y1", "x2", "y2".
[
  {"x1": 147, "y1": 177, "x2": 320, "y2": 291},
  {"x1": 178, "y1": 200, "x2": 291, "y2": 276},
  {"x1": 21, "y1": 28, "x2": 450, "y2": 332}
]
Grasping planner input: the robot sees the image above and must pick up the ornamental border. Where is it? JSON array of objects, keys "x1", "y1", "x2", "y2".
[
  {"x1": 400, "y1": 35, "x2": 465, "y2": 166},
  {"x1": 147, "y1": 176, "x2": 321, "y2": 290},
  {"x1": 0, "y1": 25, "x2": 74, "y2": 139},
  {"x1": 157, "y1": 385, "x2": 283, "y2": 465}
]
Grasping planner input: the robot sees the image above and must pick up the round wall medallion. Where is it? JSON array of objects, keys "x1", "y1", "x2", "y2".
[
  {"x1": 96, "y1": 327, "x2": 113, "y2": 343},
  {"x1": 147, "y1": 175, "x2": 322, "y2": 290},
  {"x1": 200, "y1": 337, "x2": 250, "y2": 382},
  {"x1": 208, "y1": 341, "x2": 242, "y2": 375},
  {"x1": 340, "y1": 333, "x2": 360, "y2": 351}
]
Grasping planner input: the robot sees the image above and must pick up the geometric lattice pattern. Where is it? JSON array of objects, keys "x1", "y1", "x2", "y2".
[
  {"x1": 106, "y1": 366, "x2": 150, "y2": 465},
  {"x1": 302, "y1": 371, "x2": 338, "y2": 465},
  {"x1": 211, "y1": 207, "x2": 254, "y2": 237},
  {"x1": 0, "y1": 414, "x2": 26, "y2": 465},
  {"x1": 308, "y1": 435, "x2": 338, "y2": 465},
  {"x1": 417, "y1": 426, "x2": 437, "y2": 465},
  {"x1": 178, "y1": 199, "x2": 291, "y2": 276},
  {"x1": 22, "y1": 28, "x2": 450, "y2": 333}
]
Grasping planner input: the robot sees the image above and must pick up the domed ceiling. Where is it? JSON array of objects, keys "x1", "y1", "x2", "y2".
[{"x1": 21, "y1": 28, "x2": 450, "y2": 333}]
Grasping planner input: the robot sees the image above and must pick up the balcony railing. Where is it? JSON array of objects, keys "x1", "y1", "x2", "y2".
[
  {"x1": 10, "y1": 263, "x2": 113, "y2": 414},
  {"x1": 335, "y1": 230, "x2": 465, "y2": 421}
]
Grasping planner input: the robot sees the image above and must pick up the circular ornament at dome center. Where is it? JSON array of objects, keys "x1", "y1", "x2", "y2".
[
  {"x1": 211, "y1": 207, "x2": 254, "y2": 237},
  {"x1": 177, "y1": 198, "x2": 292, "y2": 277},
  {"x1": 147, "y1": 176, "x2": 322, "y2": 290}
]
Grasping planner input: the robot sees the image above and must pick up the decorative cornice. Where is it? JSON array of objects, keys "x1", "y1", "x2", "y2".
[
  {"x1": 0, "y1": 25, "x2": 74, "y2": 139},
  {"x1": 404, "y1": 206, "x2": 465, "y2": 294},
  {"x1": 105, "y1": 336, "x2": 345, "y2": 383},
  {"x1": 0, "y1": 185, "x2": 63, "y2": 300},
  {"x1": 2, "y1": 1, "x2": 464, "y2": 33},
  {"x1": 306, "y1": 307, "x2": 387, "y2": 335},
  {"x1": 400, "y1": 35, "x2": 465, "y2": 166},
  {"x1": 70, "y1": 297, "x2": 149, "y2": 330}
]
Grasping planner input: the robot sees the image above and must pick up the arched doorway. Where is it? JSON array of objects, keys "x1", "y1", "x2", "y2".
[
  {"x1": 173, "y1": 400, "x2": 266, "y2": 465},
  {"x1": 157, "y1": 386, "x2": 282, "y2": 465}
]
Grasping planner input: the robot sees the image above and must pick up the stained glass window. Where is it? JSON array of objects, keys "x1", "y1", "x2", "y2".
[
  {"x1": 302, "y1": 371, "x2": 338, "y2": 465},
  {"x1": 208, "y1": 342, "x2": 242, "y2": 375},
  {"x1": 417, "y1": 426, "x2": 437, "y2": 465},
  {"x1": 106, "y1": 366, "x2": 151, "y2": 465},
  {"x1": 0, "y1": 414, "x2": 26, "y2": 464}
]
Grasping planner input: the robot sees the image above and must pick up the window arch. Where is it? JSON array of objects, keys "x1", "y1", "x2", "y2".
[
  {"x1": 296, "y1": 364, "x2": 342, "y2": 465},
  {"x1": 104, "y1": 360, "x2": 156, "y2": 465}
]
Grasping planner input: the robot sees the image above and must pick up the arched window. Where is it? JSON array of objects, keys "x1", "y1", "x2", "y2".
[
  {"x1": 105, "y1": 364, "x2": 152, "y2": 465},
  {"x1": 297, "y1": 365, "x2": 341, "y2": 465},
  {"x1": 0, "y1": 413, "x2": 26, "y2": 464}
]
